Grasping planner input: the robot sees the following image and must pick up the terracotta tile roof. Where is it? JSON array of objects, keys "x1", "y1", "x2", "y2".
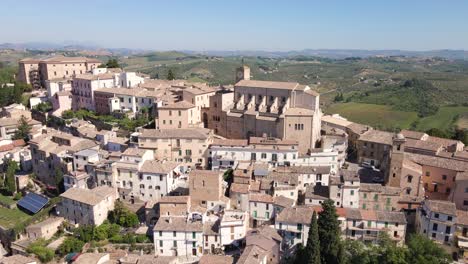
[
  {"x1": 401, "y1": 129, "x2": 427, "y2": 140},
  {"x1": 359, "y1": 210, "x2": 377, "y2": 221},
  {"x1": 122, "y1": 147, "x2": 147, "y2": 157},
  {"x1": 159, "y1": 195, "x2": 189, "y2": 204},
  {"x1": 456, "y1": 210, "x2": 468, "y2": 226},
  {"x1": 358, "y1": 129, "x2": 394, "y2": 145},
  {"x1": 249, "y1": 193, "x2": 274, "y2": 203},
  {"x1": 159, "y1": 101, "x2": 195, "y2": 109},
  {"x1": 140, "y1": 160, "x2": 179, "y2": 174},
  {"x1": 273, "y1": 195, "x2": 295, "y2": 208},
  {"x1": 199, "y1": 255, "x2": 233, "y2": 264},
  {"x1": 203, "y1": 220, "x2": 220, "y2": 236},
  {"x1": 425, "y1": 200, "x2": 457, "y2": 216},
  {"x1": 60, "y1": 186, "x2": 115, "y2": 206},
  {"x1": 276, "y1": 206, "x2": 315, "y2": 224},
  {"x1": 139, "y1": 128, "x2": 211, "y2": 139},
  {"x1": 376, "y1": 211, "x2": 406, "y2": 223},
  {"x1": 154, "y1": 217, "x2": 203, "y2": 232},
  {"x1": 405, "y1": 138, "x2": 442, "y2": 152},
  {"x1": 230, "y1": 183, "x2": 249, "y2": 194},
  {"x1": 211, "y1": 138, "x2": 249, "y2": 147},
  {"x1": 409, "y1": 153, "x2": 468, "y2": 171},
  {"x1": 235, "y1": 80, "x2": 300, "y2": 90},
  {"x1": 305, "y1": 185, "x2": 329, "y2": 199}
]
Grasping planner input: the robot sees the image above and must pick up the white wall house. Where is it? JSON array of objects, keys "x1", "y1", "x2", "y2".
[
  {"x1": 220, "y1": 210, "x2": 249, "y2": 246},
  {"x1": 416, "y1": 200, "x2": 457, "y2": 245},
  {"x1": 153, "y1": 217, "x2": 203, "y2": 257}
]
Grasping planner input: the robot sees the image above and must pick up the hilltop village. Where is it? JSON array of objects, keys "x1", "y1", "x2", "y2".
[{"x1": 0, "y1": 56, "x2": 466, "y2": 263}]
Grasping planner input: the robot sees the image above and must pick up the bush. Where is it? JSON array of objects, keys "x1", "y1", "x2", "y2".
[
  {"x1": 27, "y1": 239, "x2": 55, "y2": 263},
  {"x1": 58, "y1": 237, "x2": 85, "y2": 256}
]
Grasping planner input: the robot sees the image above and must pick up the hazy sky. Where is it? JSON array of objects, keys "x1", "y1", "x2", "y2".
[{"x1": 2, "y1": 0, "x2": 468, "y2": 51}]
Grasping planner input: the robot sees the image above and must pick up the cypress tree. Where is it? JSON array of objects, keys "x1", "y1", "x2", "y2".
[
  {"x1": 306, "y1": 211, "x2": 321, "y2": 264},
  {"x1": 318, "y1": 199, "x2": 341, "y2": 264}
]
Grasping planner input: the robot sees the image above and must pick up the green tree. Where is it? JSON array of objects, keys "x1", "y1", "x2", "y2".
[
  {"x1": 293, "y1": 244, "x2": 308, "y2": 264},
  {"x1": 377, "y1": 232, "x2": 408, "y2": 264},
  {"x1": 34, "y1": 101, "x2": 52, "y2": 113},
  {"x1": 54, "y1": 168, "x2": 64, "y2": 195},
  {"x1": 13, "y1": 115, "x2": 31, "y2": 142},
  {"x1": 167, "y1": 69, "x2": 175, "y2": 80},
  {"x1": 406, "y1": 234, "x2": 450, "y2": 264},
  {"x1": 425, "y1": 128, "x2": 450, "y2": 139},
  {"x1": 108, "y1": 200, "x2": 140, "y2": 227},
  {"x1": 4, "y1": 160, "x2": 18, "y2": 195},
  {"x1": 318, "y1": 199, "x2": 341, "y2": 264},
  {"x1": 106, "y1": 58, "x2": 120, "y2": 68},
  {"x1": 306, "y1": 211, "x2": 321, "y2": 264},
  {"x1": 58, "y1": 237, "x2": 85, "y2": 255}
]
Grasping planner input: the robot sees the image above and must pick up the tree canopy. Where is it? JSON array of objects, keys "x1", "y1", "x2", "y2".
[
  {"x1": 13, "y1": 115, "x2": 31, "y2": 142},
  {"x1": 108, "y1": 200, "x2": 140, "y2": 227},
  {"x1": 167, "y1": 69, "x2": 175, "y2": 80},
  {"x1": 306, "y1": 211, "x2": 321, "y2": 264},
  {"x1": 318, "y1": 199, "x2": 341, "y2": 264}
]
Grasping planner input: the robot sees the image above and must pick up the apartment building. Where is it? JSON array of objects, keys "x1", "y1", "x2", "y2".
[
  {"x1": 356, "y1": 129, "x2": 394, "y2": 171},
  {"x1": 58, "y1": 186, "x2": 118, "y2": 226},
  {"x1": 329, "y1": 170, "x2": 360, "y2": 208},
  {"x1": 343, "y1": 209, "x2": 406, "y2": 245},
  {"x1": 209, "y1": 136, "x2": 299, "y2": 170},
  {"x1": 249, "y1": 193, "x2": 275, "y2": 227},
  {"x1": 409, "y1": 153, "x2": 468, "y2": 200},
  {"x1": 157, "y1": 101, "x2": 201, "y2": 129},
  {"x1": 112, "y1": 148, "x2": 185, "y2": 202},
  {"x1": 153, "y1": 217, "x2": 203, "y2": 257},
  {"x1": 359, "y1": 183, "x2": 401, "y2": 211},
  {"x1": 94, "y1": 88, "x2": 156, "y2": 115},
  {"x1": 219, "y1": 210, "x2": 249, "y2": 246},
  {"x1": 29, "y1": 130, "x2": 99, "y2": 185},
  {"x1": 205, "y1": 66, "x2": 322, "y2": 154},
  {"x1": 18, "y1": 56, "x2": 101, "y2": 89},
  {"x1": 0, "y1": 116, "x2": 41, "y2": 140},
  {"x1": 237, "y1": 226, "x2": 282, "y2": 264},
  {"x1": 138, "y1": 128, "x2": 213, "y2": 170},
  {"x1": 71, "y1": 73, "x2": 115, "y2": 111},
  {"x1": 275, "y1": 206, "x2": 315, "y2": 247},
  {"x1": 417, "y1": 200, "x2": 457, "y2": 245}
]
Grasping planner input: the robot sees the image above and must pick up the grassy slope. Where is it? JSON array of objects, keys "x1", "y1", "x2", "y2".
[
  {"x1": 416, "y1": 106, "x2": 468, "y2": 131},
  {"x1": 457, "y1": 113, "x2": 468, "y2": 129},
  {"x1": 325, "y1": 102, "x2": 419, "y2": 130},
  {"x1": 0, "y1": 207, "x2": 31, "y2": 229}
]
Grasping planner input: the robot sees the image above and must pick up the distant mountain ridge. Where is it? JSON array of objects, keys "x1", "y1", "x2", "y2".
[{"x1": 1, "y1": 42, "x2": 467, "y2": 59}]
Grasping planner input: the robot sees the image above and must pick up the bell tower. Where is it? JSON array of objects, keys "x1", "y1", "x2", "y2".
[
  {"x1": 387, "y1": 133, "x2": 406, "y2": 187},
  {"x1": 235, "y1": 65, "x2": 250, "y2": 83}
]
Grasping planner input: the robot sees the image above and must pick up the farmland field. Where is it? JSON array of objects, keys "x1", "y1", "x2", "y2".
[
  {"x1": 325, "y1": 103, "x2": 419, "y2": 130},
  {"x1": 416, "y1": 106, "x2": 468, "y2": 131}
]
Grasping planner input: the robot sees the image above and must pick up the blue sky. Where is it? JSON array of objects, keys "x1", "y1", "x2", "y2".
[{"x1": 2, "y1": 0, "x2": 468, "y2": 51}]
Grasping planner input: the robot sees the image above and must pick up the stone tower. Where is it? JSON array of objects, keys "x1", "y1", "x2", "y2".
[
  {"x1": 387, "y1": 133, "x2": 406, "y2": 187},
  {"x1": 235, "y1": 65, "x2": 250, "y2": 83}
]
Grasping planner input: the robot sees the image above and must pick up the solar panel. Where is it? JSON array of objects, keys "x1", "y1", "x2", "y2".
[{"x1": 17, "y1": 193, "x2": 49, "y2": 214}]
